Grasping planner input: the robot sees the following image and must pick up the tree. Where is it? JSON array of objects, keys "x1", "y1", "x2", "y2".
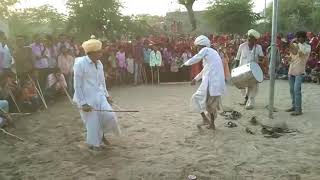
[
  {"x1": 178, "y1": 0, "x2": 197, "y2": 31},
  {"x1": 67, "y1": 0, "x2": 123, "y2": 40},
  {"x1": 0, "y1": 0, "x2": 19, "y2": 19},
  {"x1": 8, "y1": 5, "x2": 67, "y2": 36},
  {"x1": 206, "y1": 0, "x2": 260, "y2": 33},
  {"x1": 265, "y1": 0, "x2": 320, "y2": 32}
]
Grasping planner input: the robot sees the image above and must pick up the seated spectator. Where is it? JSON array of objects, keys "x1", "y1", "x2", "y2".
[
  {"x1": 20, "y1": 80, "x2": 41, "y2": 112},
  {"x1": 45, "y1": 68, "x2": 67, "y2": 99}
]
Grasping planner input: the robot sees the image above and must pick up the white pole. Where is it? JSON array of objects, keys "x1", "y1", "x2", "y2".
[{"x1": 268, "y1": 0, "x2": 279, "y2": 119}]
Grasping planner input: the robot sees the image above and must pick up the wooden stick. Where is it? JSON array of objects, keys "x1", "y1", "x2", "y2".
[
  {"x1": 142, "y1": 66, "x2": 148, "y2": 84},
  {"x1": 151, "y1": 67, "x2": 154, "y2": 85},
  {"x1": 0, "y1": 128, "x2": 24, "y2": 141},
  {"x1": 157, "y1": 67, "x2": 160, "y2": 84},
  {"x1": 8, "y1": 90, "x2": 22, "y2": 113},
  {"x1": 10, "y1": 113, "x2": 31, "y2": 116},
  {"x1": 80, "y1": 109, "x2": 139, "y2": 113},
  {"x1": 113, "y1": 103, "x2": 137, "y2": 118},
  {"x1": 0, "y1": 108, "x2": 13, "y2": 123},
  {"x1": 62, "y1": 85, "x2": 74, "y2": 105},
  {"x1": 28, "y1": 75, "x2": 48, "y2": 109},
  {"x1": 36, "y1": 79, "x2": 48, "y2": 109}
]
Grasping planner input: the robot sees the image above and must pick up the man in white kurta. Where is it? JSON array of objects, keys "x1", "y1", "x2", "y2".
[
  {"x1": 235, "y1": 29, "x2": 264, "y2": 109},
  {"x1": 183, "y1": 35, "x2": 225, "y2": 129},
  {"x1": 73, "y1": 37, "x2": 120, "y2": 150}
]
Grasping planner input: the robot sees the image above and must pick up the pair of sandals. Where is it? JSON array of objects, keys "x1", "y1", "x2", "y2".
[
  {"x1": 224, "y1": 121, "x2": 237, "y2": 128},
  {"x1": 220, "y1": 110, "x2": 242, "y2": 120}
]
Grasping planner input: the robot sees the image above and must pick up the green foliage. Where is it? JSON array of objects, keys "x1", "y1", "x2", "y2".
[
  {"x1": 66, "y1": 0, "x2": 151, "y2": 40},
  {"x1": 8, "y1": 5, "x2": 67, "y2": 37},
  {"x1": 206, "y1": 0, "x2": 260, "y2": 34},
  {"x1": 265, "y1": 0, "x2": 320, "y2": 33},
  {"x1": 178, "y1": 0, "x2": 197, "y2": 31},
  {"x1": 0, "y1": 0, "x2": 18, "y2": 19}
]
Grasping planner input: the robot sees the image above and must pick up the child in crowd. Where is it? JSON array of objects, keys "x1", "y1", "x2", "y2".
[
  {"x1": 116, "y1": 46, "x2": 127, "y2": 84},
  {"x1": 45, "y1": 68, "x2": 67, "y2": 100},
  {"x1": 149, "y1": 44, "x2": 162, "y2": 84},
  {"x1": 57, "y1": 46, "x2": 74, "y2": 95},
  {"x1": 126, "y1": 52, "x2": 135, "y2": 84}
]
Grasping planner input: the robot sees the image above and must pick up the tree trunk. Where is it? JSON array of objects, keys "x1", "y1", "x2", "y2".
[{"x1": 185, "y1": 4, "x2": 197, "y2": 31}]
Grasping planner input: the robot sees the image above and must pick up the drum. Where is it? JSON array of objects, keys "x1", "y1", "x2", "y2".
[{"x1": 231, "y1": 62, "x2": 263, "y2": 89}]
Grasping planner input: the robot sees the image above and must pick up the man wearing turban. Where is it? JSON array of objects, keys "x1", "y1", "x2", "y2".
[
  {"x1": 73, "y1": 36, "x2": 121, "y2": 151},
  {"x1": 235, "y1": 29, "x2": 265, "y2": 110}
]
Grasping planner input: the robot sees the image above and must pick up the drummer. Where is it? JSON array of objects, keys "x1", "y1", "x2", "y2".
[{"x1": 235, "y1": 29, "x2": 264, "y2": 110}]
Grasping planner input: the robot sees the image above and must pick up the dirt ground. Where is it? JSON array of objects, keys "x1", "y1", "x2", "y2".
[{"x1": 0, "y1": 80, "x2": 320, "y2": 180}]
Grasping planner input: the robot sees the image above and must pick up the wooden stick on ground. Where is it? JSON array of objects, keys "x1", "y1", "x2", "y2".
[
  {"x1": 8, "y1": 90, "x2": 22, "y2": 113},
  {"x1": 27, "y1": 75, "x2": 48, "y2": 109},
  {"x1": 113, "y1": 103, "x2": 137, "y2": 118},
  {"x1": 0, "y1": 128, "x2": 24, "y2": 141}
]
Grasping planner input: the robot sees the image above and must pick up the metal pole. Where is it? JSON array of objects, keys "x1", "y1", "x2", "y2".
[{"x1": 268, "y1": 0, "x2": 279, "y2": 119}]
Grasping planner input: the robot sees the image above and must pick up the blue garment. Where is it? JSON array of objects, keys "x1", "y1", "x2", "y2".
[
  {"x1": 0, "y1": 100, "x2": 9, "y2": 112},
  {"x1": 143, "y1": 48, "x2": 151, "y2": 64},
  {"x1": 0, "y1": 43, "x2": 13, "y2": 70},
  {"x1": 289, "y1": 75, "x2": 304, "y2": 112}
]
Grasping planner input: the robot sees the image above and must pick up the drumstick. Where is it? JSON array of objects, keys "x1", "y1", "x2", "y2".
[{"x1": 8, "y1": 89, "x2": 22, "y2": 113}]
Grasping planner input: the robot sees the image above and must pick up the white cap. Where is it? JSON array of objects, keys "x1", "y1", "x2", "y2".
[
  {"x1": 194, "y1": 35, "x2": 210, "y2": 47},
  {"x1": 247, "y1": 29, "x2": 261, "y2": 39}
]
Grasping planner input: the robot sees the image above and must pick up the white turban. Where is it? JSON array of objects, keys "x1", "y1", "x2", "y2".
[
  {"x1": 82, "y1": 36, "x2": 102, "y2": 54},
  {"x1": 247, "y1": 29, "x2": 261, "y2": 39},
  {"x1": 194, "y1": 35, "x2": 211, "y2": 47}
]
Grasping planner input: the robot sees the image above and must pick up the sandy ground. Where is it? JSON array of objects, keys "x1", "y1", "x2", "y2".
[{"x1": 0, "y1": 80, "x2": 320, "y2": 180}]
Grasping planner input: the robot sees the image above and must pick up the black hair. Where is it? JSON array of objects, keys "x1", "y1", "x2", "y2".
[{"x1": 296, "y1": 31, "x2": 307, "y2": 40}]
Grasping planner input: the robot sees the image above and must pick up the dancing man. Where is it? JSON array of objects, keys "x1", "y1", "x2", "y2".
[
  {"x1": 286, "y1": 31, "x2": 311, "y2": 116},
  {"x1": 182, "y1": 35, "x2": 225, "y2": 129},
  {"x1": 73, "y1": 36, "x2": 121, "y2": 151},
  {"x1": 235, "y1": 29, "x2": 264, "y2": 110}
]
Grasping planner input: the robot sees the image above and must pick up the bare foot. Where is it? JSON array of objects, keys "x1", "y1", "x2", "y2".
[
  {"x1": 206, "y1": 124, "x2": 216, "y2": 130},
  {"x1": 197, "y1": 120, "x2": 210, "y2": 129}
]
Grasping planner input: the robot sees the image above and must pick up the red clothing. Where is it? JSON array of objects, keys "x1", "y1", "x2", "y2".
[{"x1": 310, "y1": 37, "x2": 319, "y2": 52}]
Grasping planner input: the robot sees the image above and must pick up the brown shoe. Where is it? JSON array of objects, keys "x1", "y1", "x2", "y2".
[
  {"x1": 285, "y1": 107, "x2": 295, "y2": 112},
  {"x1": 291, "y1": 111, "x2": 303, "y2": 116}
]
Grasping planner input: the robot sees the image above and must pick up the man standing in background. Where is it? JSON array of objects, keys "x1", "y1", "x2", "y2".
[
  {"x1": 13, "y1": 35, "x2": 34, "y2": 83},
  {"x1": 0, "y1": 31, "x2": 13, "y2": 73},
  {"x1": 286, "y1": 31, "x2": 311, "y2": 116},
  {"x1": 30, "y1": 34, "x2": 49, "y2": 90},
  {"x1": 133, "y1": 36, "x2": 144, "y2": 85}
]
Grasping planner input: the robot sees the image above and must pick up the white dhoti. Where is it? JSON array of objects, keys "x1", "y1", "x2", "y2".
[
  {"x1": 241, "y1": 82, "x2": 258, "y2": 107},
  {"x1": 79, "y1": 96, "x2": 121, "y2": 147}
]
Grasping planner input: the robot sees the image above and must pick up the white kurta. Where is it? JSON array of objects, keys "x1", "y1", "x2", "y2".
[
  {"x1": 73, "y1": 56, "x2": 121, "y2": 147},
  {"x1": 184, "y1": 47, "x2": 225, "y2": 113},
  {"x1": 235, "y1": 42, "x2": 264, "y2": 106}
]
